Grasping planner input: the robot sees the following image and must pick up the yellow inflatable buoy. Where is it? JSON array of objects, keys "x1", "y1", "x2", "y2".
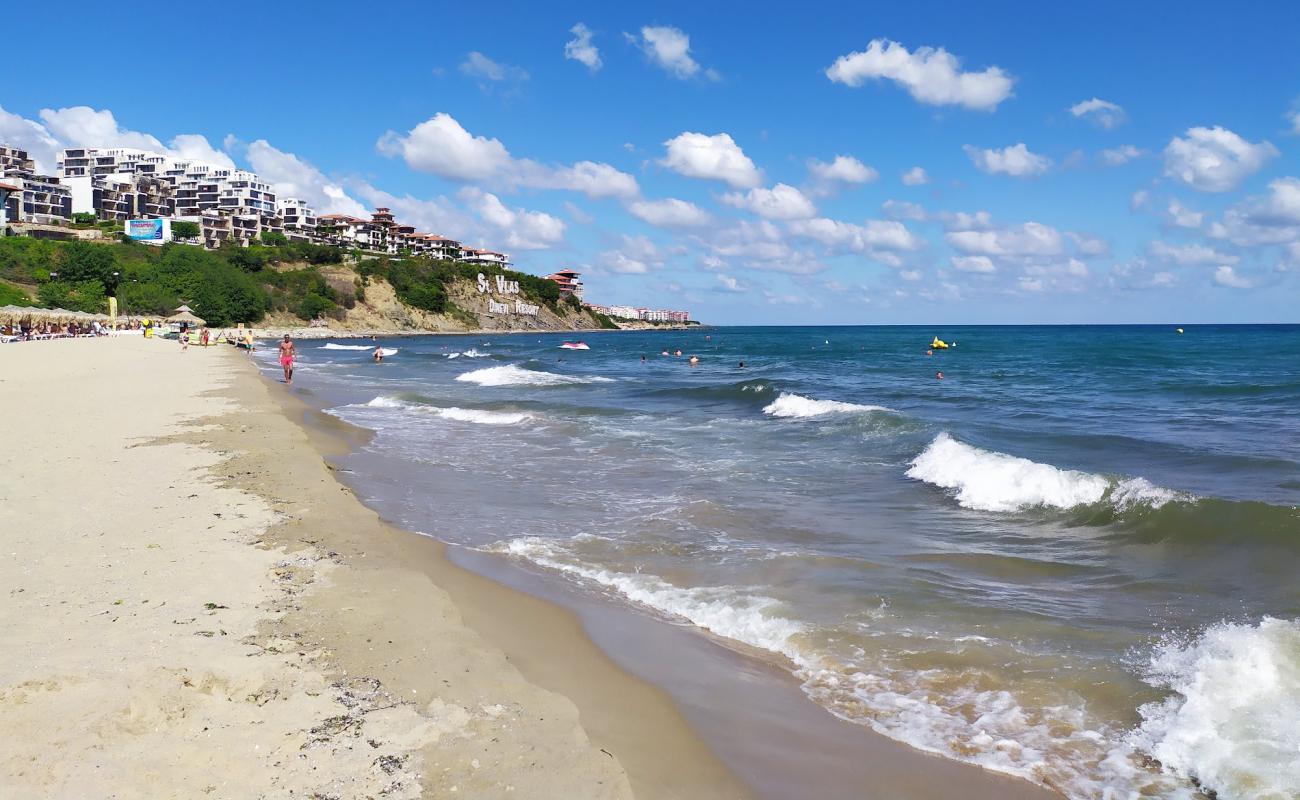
[{"x1": 931, "y1": 337, "x2": 949, "y2": 349}]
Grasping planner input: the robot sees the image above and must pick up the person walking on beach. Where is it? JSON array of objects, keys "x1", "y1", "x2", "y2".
[
  {"x1": 179, "y1": 323, "x2": 189, "y2": 352},
  {"x1": 279, "y1": 335, "x2": 296, "y2": 384},
  {"x1": 200, "y1": 327, "x2": 210, "y2": 347}
]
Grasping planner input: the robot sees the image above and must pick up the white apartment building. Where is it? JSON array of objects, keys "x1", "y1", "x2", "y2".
[
  {"x1": 0, "y1": 146, "x2": 72, "y2": 225},
  {"x1": 278, "y1": 197, "x2": 317, "y2": 237},
  {"x1": 459, "y1": 248, "x2": 510, "y2": 268},
  {"x1": 58, "y1": 147, "x2": 276, "y2": 229},
  {"x1": 606, "y1": 305, "x2": 640, "y2": 320}
]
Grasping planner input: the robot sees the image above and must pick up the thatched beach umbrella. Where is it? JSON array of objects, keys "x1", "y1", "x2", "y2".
[
  {"x1": 173, "y1": 304, "x2": 194, "y2": 314},
  {"x1": 166, "y1": 310, "x2": 206, "y2": 326}
]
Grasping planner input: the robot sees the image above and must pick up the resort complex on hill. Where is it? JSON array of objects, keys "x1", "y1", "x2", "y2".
[{"x1": 0, "y1": 143, "x2": 690, "y2": 323}]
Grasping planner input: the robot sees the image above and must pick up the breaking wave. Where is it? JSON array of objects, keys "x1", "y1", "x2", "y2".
[
  {"x1": 762, "y1": 392, "x2": 894, "y2": 419},
  {"x1": 1131, "y1": 616, "x2": 1300, "y2": 799},
  {"x1": 906, "y1": 433, "x2": 1187, "y2": 513},
  {"x1": 362, "y1": 396, "x2": 531, "y2": 425},
  {"x1": 456, "y1": 364, "x2": 614, "y2": 387},
  {"x1": 321, "y1": 343, "x2": 372, "y2": 350}
]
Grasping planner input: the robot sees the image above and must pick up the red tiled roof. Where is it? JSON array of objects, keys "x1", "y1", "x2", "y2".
[{"x1": 0, "y1": 181, "x2": 21, "y2": 192}]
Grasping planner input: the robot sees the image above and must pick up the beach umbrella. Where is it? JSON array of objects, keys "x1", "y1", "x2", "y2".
[
  {"x1": 166, "y1": 310, "x2": 206, "y2": 326},
  {"x1": 173, "y1": 304, "x2": 194, "y2": 314}
]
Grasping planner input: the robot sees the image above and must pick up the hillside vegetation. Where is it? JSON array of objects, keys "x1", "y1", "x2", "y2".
[{"x1": 0, "y1": 236, "x2": 617, "y2": 331}]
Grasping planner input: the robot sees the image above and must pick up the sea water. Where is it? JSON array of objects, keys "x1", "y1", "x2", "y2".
[{"x1": 260, "y1": 326, "x2": 1300, "y2": 799}]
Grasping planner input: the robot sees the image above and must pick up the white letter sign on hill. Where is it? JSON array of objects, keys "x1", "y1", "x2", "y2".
[{"x1": 477, "y1": 273, "x2": 489, "y2": 293}]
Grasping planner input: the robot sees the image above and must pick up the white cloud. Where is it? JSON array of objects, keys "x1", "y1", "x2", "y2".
[
  {"x1": 11, "y1": 105, "x2": 235, "y2": 173},
  {"x1": 901, "y1": 166, "x2": 929, "y2": 185},
  {"x1": 378, "y1": 113, "x2": 511, "y2": 181},
  {"x1": 626, "y1": 26, "x2": 716, "y2": 80},
  {"x1": 1287, "y1": 110, "x2": 1300, "y2": 135},
  {"x1": 602, "y1": 234, "x2": 665, "y2": 274},
  {"x1": 659, "y1": 131, "x2": 761, "y2": 188},
  {"x1": 459, "y1": 187, "x2": 565, "y2": 250},
  {"x1": 808, "y1": 155, "x2": 878, "y2": 188},
  {"x1": 39, "y1": 106, "x2": 164, "y2": 152},
  {"x1": 0, "y1": 105, "x2": 62, "y2": 173},
  {"x1": 565, "y1": 23, "x2": 602, "y2": 72},
  {"x1": 882, "y1": 199, "x2": 927, "y2": 221},
  {"x1": 1069, "y1": 97, "x2": 1126, "y2": 129},
  {"x1": 627, "y1": 197, "x2": 711, "y2": 228},
  {"x1": 460, "y1": 51, "x2": 529, "y2": 83},
  {"x1": 698, "y1": 220, "x2": 824, "y2": 274},
  {"x1": 1068, "y1": 232, "x2": 1110, "y2": 257},
  {"x1": 1148, "y1": 240, "x2": 1237, "y2": 266},
  {"x1": 377, "y1": 112, "x2": 638, "y2": 198},
  {"x1": 1163, "y1": 126, "x2": 1277, "y2": 192},
  {"x1": 1100, "y1": 144, "x2": 1144, "y2": 166},
  {"x1": 722, "y1": 183, "x2": 817, "y2": 220},
  {"x1": 946, "y1": 221, "x2": 1063, "y2": 257},
  {"x1": 1131, "y1": 189, "x2": 1150, "y2": 210},
  {"x1": 1213, "y1": 265, "x2": 1252, "y2": 288},
  {"x1": 563, "y1": 201, "x2": 594, "y2": 224},
  {"x1": 825, "y1": 39, "x2": 1014, "y2": 111},
  {"x1": 716, "y1": 274, "x2": 748, "y2": 292},
  {"x1": 1018, "y1": 277, "x2": 1045, "y2": 292},
  {"x1": 939, "y1": 210, "x2": 994, "y2": 231},
  {"x1": 964, "y1": 143, "x2": 1051, "y2": 177},
  {"x1": 1167, "y1": 199, "x2": 1203, "y2": 229},
  {"x1": 1209, "y1": 177, "x2": 1300, "y2": 246},
  {"x1": 788, "y1": 217, "x2": 922, "y2": 254},
  {"x1": 950, "y1": 255, "x2": 996, "y2": 273},
  {"x1": 246, "y1": 139, "x2": 368, "y2": 217},
  {"x1": 900, "y1": 269, "x2": 923, "y2": 281}
]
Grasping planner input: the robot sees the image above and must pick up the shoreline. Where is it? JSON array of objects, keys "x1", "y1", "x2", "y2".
[
  {"x1": 2, "y1": 337, "x2": 1063, "y2": 799},
  {"x1": 240, "y1": 324, "x2": 702, "y2": 340},
  {"x1": 0, "y1": 337, "x2": 737, "y2": 798},
  {"x1": 277, "y1": 346, "x2": 1066, "y2": 798}
]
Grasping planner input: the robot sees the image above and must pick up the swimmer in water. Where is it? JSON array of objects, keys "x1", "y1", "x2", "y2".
[
  {"x1": 688, "y1": 355, "x2": 700, "y2": 365},
  {"x1": 737, "y1": 361, "x2": 745, "y2": 368},
  {"x1": 936, "y1": 371, "x2": 944, "y2": 380},
  {"x1": 926, "y1": 349, "x2": 934, "y2": 356},
  {"x1": 662, "y1": 350, "x2": 670, "y2": 356},
  {"x1": 373, "y1": 346, "x2": 384, "y2": 362},
  {"x1": 641, "y1": 355, "x2": 646, "y2": 362},
  {"x1": 675, "y1": 349, "x2": 683, "y2": 357}
]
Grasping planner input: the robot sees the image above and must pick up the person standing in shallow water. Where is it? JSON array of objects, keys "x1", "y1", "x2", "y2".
[{"x1": 279, "y1": 335, "x2": 296, "y2": 384}]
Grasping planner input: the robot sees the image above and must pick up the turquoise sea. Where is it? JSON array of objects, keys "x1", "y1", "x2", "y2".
[{"x1": 262, "y1": 325, "x2": 1300, "y2": 799}]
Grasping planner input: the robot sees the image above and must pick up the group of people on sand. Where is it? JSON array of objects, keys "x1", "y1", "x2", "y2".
[{"x1": 1, "y1": 319, "x2": 142, "y2": 341}]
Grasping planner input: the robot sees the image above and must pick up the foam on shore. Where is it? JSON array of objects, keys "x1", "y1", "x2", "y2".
[{"x1": 456, "y1": 364, "x2": 614, "y2": 387}]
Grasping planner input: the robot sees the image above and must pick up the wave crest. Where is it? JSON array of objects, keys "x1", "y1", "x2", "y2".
[
  {"x1": 1131, "y1": 616, "x2": 1300, "y2": 799},
  {"x1": 321, "y1": 343, "x2": 372, "y2": 350},
  {"x1": 762, "y1": 392, "x2": 893, "y2": 419},
  {"x1": 456, "y1": 364, "x2": 613, "y2": 387},
  {"x1": 362, "y1": 396, "x2": 531, "y2": 425},
  {"x1": 907, "y1": 433, "x2": 1184, "y2": 513}
]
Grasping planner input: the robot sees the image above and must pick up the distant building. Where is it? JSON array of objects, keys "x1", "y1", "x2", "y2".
[
  {"x1": 277, "y1": 198, "x2": 317, "y2": 239},
  {"x1": 460, "y1": 248, "x2": 510, "y2": 268},
  {"x1": 1, "y1": 145, "x2": 72, "y2": 224},
  {"x1": 546, "y1": 269, "x2": 584, "y2": 299}
]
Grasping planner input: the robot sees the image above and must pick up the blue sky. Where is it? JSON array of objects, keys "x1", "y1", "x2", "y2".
[{"x1": 4, "y1": 1, "x2": 1300, "y2": 324}]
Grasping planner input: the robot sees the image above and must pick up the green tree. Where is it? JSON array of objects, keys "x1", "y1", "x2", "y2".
[
  {"x1": 56, "y1": 241, "x2": 117, "y2": 287},
  {"x1": 260, "y1": 231, "x2": 288, "y2": 247},
  {"x1": 38, "y1": 280, "x2": 106, "y2": 313},
  {"x1": 71, "y1": 212, "x2": 97, "y2": 225},
  {"x1": 171, "y1": 220, "x2": 201, "y2": 239},
  {"x1": 297, "y1": 292, "x2": 336, "y2": 320}
]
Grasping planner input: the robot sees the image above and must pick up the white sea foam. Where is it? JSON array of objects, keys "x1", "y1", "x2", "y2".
[
  {"x1": 907, "y1": 433, "x2": 1185, "y2": 513},
  {"x1": 1130, "y1": 617, "x2": 1300, "y2": 800},
  {"x1": 493, "y1": 533, "x2": 1219, "y2": 797},
  {"x1": 460, "y1": 348, "x2": 490, "y2": 358},
  {"x1": 494, "y1": 536, "x2": 806, "y2": 659},
  {"x1": 907, "y1": 433, "x2": 1109, "y2": 511},
  {"x1": 362, "y1": 396, "x2": 530, "y2": 425},
  {"x1": 456, "y1": 364, "x2": 613, "y2": 387},
  {"x1": 762, "y1": 392, "x2": 893, "y2": 418},
  {"x1": 321, "y1": 343, "x2": 372, "y2": 350}
]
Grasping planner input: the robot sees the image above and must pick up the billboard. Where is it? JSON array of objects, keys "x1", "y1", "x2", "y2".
[{"x1": 125, "y1": 218, "x2": 169, "y2": 244}]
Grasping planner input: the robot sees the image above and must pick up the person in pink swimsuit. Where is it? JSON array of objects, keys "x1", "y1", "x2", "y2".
[{"x1": 278, "y1": 335, "x2": 296, "y2": 384}]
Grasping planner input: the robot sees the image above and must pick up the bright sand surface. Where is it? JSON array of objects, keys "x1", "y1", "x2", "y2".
[{"x1": 0, "y1": 337, "x2": 1059, "y2": 799}]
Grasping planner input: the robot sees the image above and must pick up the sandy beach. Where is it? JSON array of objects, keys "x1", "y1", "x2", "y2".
[
  {"x1": 0, "y1": 337, "x2": 744, "y2": 799},
  {"x1": 0, "y1": 336, "x2": 1061, "y2": 800}
]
